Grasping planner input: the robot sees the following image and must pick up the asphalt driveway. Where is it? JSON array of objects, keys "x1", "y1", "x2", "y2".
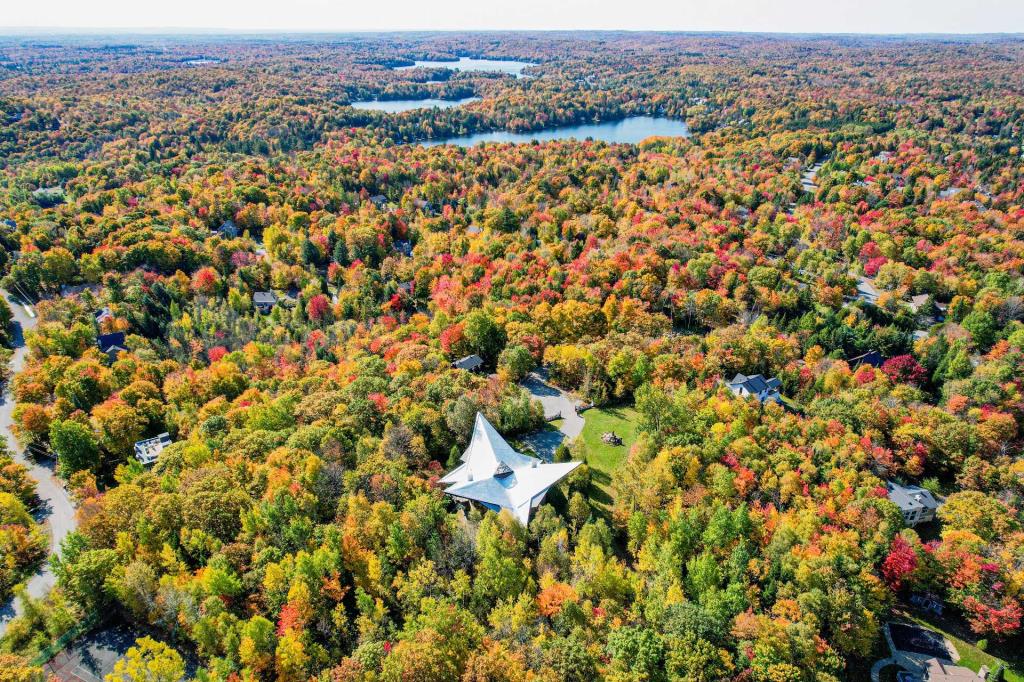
[{"x1": 0, "y1": 289, "x2": 78, "y2": 636}]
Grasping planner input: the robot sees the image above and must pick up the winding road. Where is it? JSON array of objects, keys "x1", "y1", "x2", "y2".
[{"x1": 0, "y1": 288, "x2": 77, "y2": 637}]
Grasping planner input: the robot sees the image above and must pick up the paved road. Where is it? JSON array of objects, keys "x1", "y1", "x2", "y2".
[
  {"x1": 801, "y1": 162, "x2": 822, "y2": 192},
  {"x1": 870, "y1": 656, "x2": 898, "y2": 682},
  {"x1": 520, "y1": 369, "x2": 585, "y2": 459},
  {"x1": 0, "y1": 288, "x2": 77, "y2": 637}
]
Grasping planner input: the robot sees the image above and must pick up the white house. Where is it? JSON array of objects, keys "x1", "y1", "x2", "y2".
[
  {"x1": 441, "y1": 413, "x2": 581, "y2": 524},
  {"x1": 886, "y1": 481, "x2": 940, "y2": 526},
  {"x1": 134, "y1": 433, "x2": 172, "y2": 465},
  {"x1": 726, "y1": 373, "x2": 783, "y2": 405}
]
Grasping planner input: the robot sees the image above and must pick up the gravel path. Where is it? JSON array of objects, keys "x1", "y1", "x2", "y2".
[{"x1": 0, "y1": 289, "x2": 77, "y2": 636}]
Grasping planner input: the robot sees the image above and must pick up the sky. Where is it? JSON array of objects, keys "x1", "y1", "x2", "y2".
[{"x1": 2, "y1": 0, "x2": 1024, "y2": 35}]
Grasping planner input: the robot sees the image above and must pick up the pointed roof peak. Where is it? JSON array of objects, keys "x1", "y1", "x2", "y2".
[{"x1": 442, "y1": 412, "x2": 582, "y2": 524}]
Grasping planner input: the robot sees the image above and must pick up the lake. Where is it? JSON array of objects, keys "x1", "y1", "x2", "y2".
[
  {"x1": 419, "y1": 116, "x2": 691, "y2": 147},
  {"x1": 350, "y1": 97, "x2": 480, "y2": 113},
  {"x1": 395, "y1": 57, "x2": 535, "y2": 78}
]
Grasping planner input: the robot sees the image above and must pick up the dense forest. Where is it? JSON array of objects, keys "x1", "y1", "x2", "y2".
[{"x1": 1, "y1": 31, "x2": 1024, "y2": 682}]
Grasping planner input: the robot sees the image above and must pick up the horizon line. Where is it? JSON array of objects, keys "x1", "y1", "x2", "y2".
[{"x1": 1, "y1": 27, "x2": 1024, "y2": 38}]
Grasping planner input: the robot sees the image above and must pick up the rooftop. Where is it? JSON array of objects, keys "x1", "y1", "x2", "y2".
[
  {"x1": 97, "y1": 331, "x2": 126, "y2": 352},
  {"x1": 134, "y1": 432, "x2": 172, "y2": 465},
  {"x1": 453, "y1": 354, "x2": 484, "y2": 371},
  {"x1": 253, "y1": 291, "x2": 277, "y2": 304},
  {"x1": 726, "y1": 373, "x2": 783, "y2": 403},
  {"x1": 441, "y1": 413, "x2": 580, "y2": 524},
  {"x1": 886, "y1": 481, "x2": 940, "y2": 513},
  {"x1": 850, "y1": 350, "x2": 884, "y2": 367}
]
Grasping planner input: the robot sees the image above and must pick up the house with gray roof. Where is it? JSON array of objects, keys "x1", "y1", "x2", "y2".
[
  {"x1": 60, "y1": 283, "x2": 102, "y2": 297},
  {"x1": 253, "y1": 291, "x2": 277, "y2": 313},
  {"x1": 441, "y1": 413, "x2": 581, "y2": 524},
  {"x1": 134, "y1": 432, "x2": 172, "y2": 465},
  {"x1": 453, "y1": 354, "x2": 484, "y2": 372},
  {"x1": 908, "y1": 294, "x2": 947, "y2": 323},
  {"x1": 217, "y1": 220, "x2": 239, "y2": 238},
  {"x1": 886, "y1": 481, "x2": 940, "y2": 527},
  {"x1": 726, "y1": 373, "x2": 783, "y2": 405}
]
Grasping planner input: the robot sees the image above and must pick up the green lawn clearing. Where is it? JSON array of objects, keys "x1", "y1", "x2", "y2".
[{"x1": 577, "y1": 405, "x2": 638, "y2": 509}]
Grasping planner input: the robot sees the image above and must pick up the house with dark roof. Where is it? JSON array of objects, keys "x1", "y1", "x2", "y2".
[
  {"x1": 217, "y1": 220, "x2": 239, "y2": 238},
  {"x1": 369, "y1": 194, "x2": 388, "y2": 208},
  {"x1": 97, "y1": 331, "x2": 127, "y2": 361},
  {"x1": 886, "y1": 481, "x2": 940, "y2": 527},
  {"x1": 850, "y1": 350, "x2": 884, "y2": 368},
  {"x1": 253, "y1": 291, "x2": 277, "y2": 314},
  {"x1": 453, "y1": 354, "x2": 484, "y2": 372},
  {"x1": 726, "y1": 373, "x2": 783, "y2": 404}
]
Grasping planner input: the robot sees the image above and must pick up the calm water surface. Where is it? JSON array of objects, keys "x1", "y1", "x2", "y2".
[
  {"x1": 350, "y1": 97, "x2": 480, "y2": 113},
  {"x1": 420, "y1": 116, "x2": 691, "y2": 147},
  {"x1": 395, "y1": 57, "x2": 535, "y2": 78}
]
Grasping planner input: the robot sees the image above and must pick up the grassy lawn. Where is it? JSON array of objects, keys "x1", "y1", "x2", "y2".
[
  {"x1": 899, "y1": 609, "x2": 1024, "y2": 682},
  {"x1": 577, "y1": 405, "x2": 638, "y2": 510},
  {"x1": 780, "y1": 395, "x2": 802, "y2": 412}
]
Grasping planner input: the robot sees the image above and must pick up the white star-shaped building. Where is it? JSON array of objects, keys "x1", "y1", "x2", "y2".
[{"x1": 441, "y1": 413, "x2": 582, "y2": 524}]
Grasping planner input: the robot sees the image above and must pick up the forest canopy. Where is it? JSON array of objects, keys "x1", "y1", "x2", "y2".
[{"x1": 1, "y1": 31, "x2": 1024, "y2": 682}]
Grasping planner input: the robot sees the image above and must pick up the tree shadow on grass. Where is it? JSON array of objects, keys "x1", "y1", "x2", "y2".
[
  {"x1": 599, "y1": 405, "x2": 631, "y2": 420},
  {"x1": 588, "y1": 470, "x2": 613, "y2": 500}
]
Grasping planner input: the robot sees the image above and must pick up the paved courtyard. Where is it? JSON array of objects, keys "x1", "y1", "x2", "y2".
[{"x1": 520, "y1": 369, "x2": 584, "y2": 459}]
